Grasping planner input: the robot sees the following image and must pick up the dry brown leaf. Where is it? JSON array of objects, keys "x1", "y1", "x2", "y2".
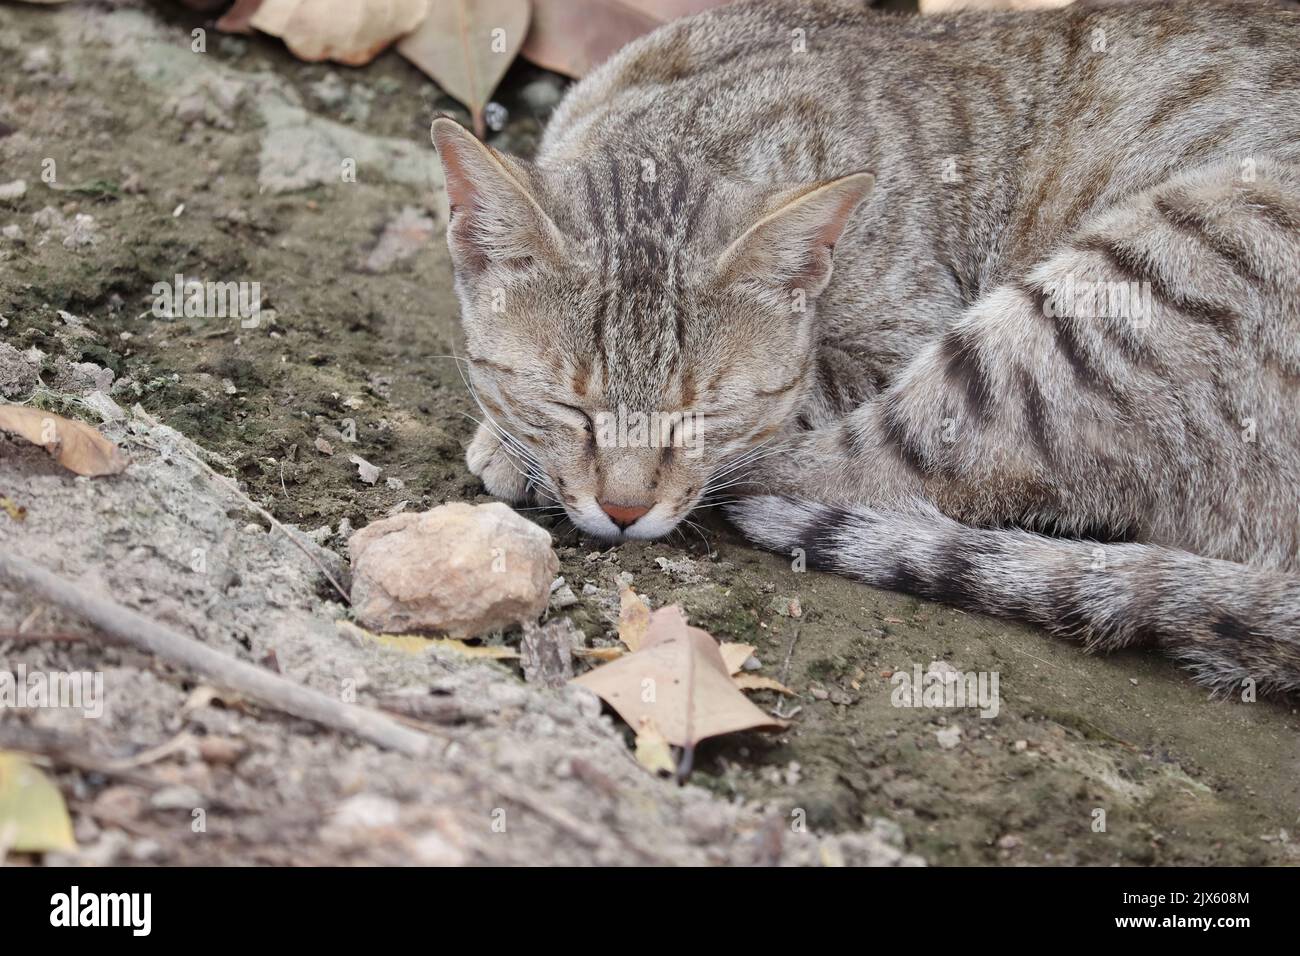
[
  {"x1": 573, "y1": 604, "x2": 786, "y2": 750},
  {"x1": 617, "y1": 585, "x2": 651, "y2": 652},
  {"x1": 633, "y1": 718, "x2": 676, "y2": 776},
  {"x1": 718, "y1": 642, "x2": 755, "y2": 675},
  {"x1": 733, "y1": 673, "x2": 796, "y2": 696},
  {"x1": 398, "y1": 0, "x2": 530, "y2": 138},
  {"x1": 522, "y1": 0, "x2": 732, "y2": 78},
  {"x1": 250, "y1": 0, "x2": 429, "y2": 66},
  {"x1": 0, "y1": 405, "x2": 128, "y2": 477}
]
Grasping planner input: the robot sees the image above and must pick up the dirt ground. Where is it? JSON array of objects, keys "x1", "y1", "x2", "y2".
[{"x1": 2, "y1": 0, "x2": 1298, "y2": 866}]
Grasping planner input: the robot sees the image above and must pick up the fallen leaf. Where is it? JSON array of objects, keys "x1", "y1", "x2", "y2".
[
  {"x1": 0, "y1": 497, "x2": 26, "y2": 521},
  {"x1": 633, "y1": 718, "x2": 676, "y2": 776},
  {"x1": 573, "y1": 604, "x2": 786, "y2": 750},
  {"x1": 617, "y1": 585, "x2": 651, "y2": 652},
  {"x1": 0, "y1": 752, "x2": 76, "y2": 854},
  {"x1": 718, "y1": 642, "x2": 755, "y2": 675},
  {"x1": 522, "y1": 0, "x2": 732, "y2": 78},
  {"x1": 337, "y1": 619, "x2": 519, "y2": 659},
  {"x1": 398, "y1": 0, "x2": 531, "y2": 138},
  {"x1": 251, "y1": 0, "x2": 429, "y2": 66},
  {"x1": 0, "y1": 404, "x2": 128, "y2": 477},
  {"x1": 733, "y1": 673, "x2": 796, "y2": 696}
]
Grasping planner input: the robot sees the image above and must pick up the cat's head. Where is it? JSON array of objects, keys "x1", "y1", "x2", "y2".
[{"x1": 431, "y1": 117, "x2": 871, "y2": 541}]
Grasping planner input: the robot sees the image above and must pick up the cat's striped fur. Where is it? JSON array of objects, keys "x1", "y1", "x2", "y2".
[{"x1": 432, "y1": 0, "x2": 1300, "y2": 693}]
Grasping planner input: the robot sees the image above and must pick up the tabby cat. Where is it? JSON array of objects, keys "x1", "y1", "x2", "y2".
[{"x1": 431, "y1": 0, "x2": 1300, "y2": 693}]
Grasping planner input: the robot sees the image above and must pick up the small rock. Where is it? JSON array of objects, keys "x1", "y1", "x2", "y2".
[
  {"x1": 32, "y1": 206, "x2": 64, "y2": 230},
  {"x1": 385, "y1": 476, "x2": 404, "y2": 491},
  {"x1": 412, "y1": 829, "x2": 466, "y2": 866},
  {"x1": 935, "y1": 725, "x2": 963, "y2": 750},
  {"x1": 996, "y1": 834, "x2": 1022, "y2": 850},
  {"x1": 809, "y1": 685, "x2": 830, "y2": 701},
  {"x1": 22, "y1": 46, "x2": 53, "y2": 73},
  {"x1": 128, "y1": 838, "x2": 165, "y2": 862},
  {"x1": 198, "y1": 736, "x2": 245, "y2": 765},
  {"x1": 0, "y1": 179, "x2": 26, "y2": 201},
  {"x1": 62, "y1": 213, "x2": 98, "y2": 248},
  {"x1": 1013, "y1": 739, "x2": 1029, "y2": 752},
  {"x1": 654, "y1": 555, "x2": 705, "y2": 584},
  {"x1": 332, "y1": 793, "x2": 400, "y2": 828},
  {"x1": 549, "y1": 576, "x2": 579, "y2": 610},
  {"x1": 150, "y1": 784, "x2": 203, "y2": 811},
  {"x1": 314, "y1": 436, "x2": 334, "y2": 455},
  {"x1": 520, "y1": 77, "x2": 564, "y2": 113},
  {"x1": 349, "y1": 453, "x2": 380, "y2": 484},
  {"x1": 1, "y1": 224, "x2": 22, "y2": 242},
  {"x1": 348, "y1": 502, "x2": 559, "y2": 637}
]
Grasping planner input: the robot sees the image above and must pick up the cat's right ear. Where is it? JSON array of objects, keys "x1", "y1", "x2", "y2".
[
  {"x1": 717, "y1": 172, "x2": 874, "y2": 298},
  {"x1": 430, "y1": 117, "x2": 563, "y2": 275}
]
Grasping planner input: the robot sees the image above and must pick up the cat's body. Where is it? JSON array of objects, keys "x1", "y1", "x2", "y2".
[{"x1": 431, "y1": 0, "x2": 1300, "y2": 692}]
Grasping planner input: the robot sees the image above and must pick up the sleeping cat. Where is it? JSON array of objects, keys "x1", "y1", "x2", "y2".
[{"x1": 430, "y1": 0, "x2": 1300, "y2": 693}]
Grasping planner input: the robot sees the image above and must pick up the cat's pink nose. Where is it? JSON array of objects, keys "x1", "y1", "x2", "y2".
[{"x1": 599, "y1": 502, "x2": 651, "y2": 529}]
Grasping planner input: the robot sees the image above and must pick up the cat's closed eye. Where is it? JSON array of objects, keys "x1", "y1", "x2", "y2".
[{"x1": 550, "y1": 401, "x2": 594, "y2": 432}]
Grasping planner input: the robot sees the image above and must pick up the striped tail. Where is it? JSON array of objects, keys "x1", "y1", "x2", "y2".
[{"x1": 727, "y1": 496, "x2": 1300, "y2": 695}]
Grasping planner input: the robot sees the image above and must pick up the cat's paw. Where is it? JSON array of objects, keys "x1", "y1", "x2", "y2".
[{"x1": 466, "y1": 424, "x2": 532, "y2": 504}]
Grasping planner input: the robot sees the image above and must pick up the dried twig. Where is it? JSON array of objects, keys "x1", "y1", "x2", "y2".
[{"x1": 0, "y1": 552, "x2": 431, "y2": 756}]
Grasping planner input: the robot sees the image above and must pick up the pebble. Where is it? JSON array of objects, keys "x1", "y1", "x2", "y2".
[
  {"x1": 935, "y1": 725, "x2": 963, "y2": 749},
  {"x1": 520, "y1": 76, "x2": 564, "y2": 113},
  {"x1": 150, "y1": 784, "x2": 203, "y2": 811},
  {"x1": 22, "y1": 46, "x2": 53, "y2": 73}
]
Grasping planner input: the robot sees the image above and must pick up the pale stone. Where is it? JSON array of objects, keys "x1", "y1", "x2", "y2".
[{"x1": 348, "y1": 502, "x2": 559, "y2": 637}]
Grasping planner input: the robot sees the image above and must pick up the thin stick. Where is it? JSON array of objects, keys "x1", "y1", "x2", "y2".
[
  {"x1": 0, "y1": 552, "x2": 431, "y2": 756},
  {"x1": 132, "y1": 408, "x2": 350, "y2": 605},
  {"x1": 779, "y1": 625, "x2": 802, "y2": 686}
]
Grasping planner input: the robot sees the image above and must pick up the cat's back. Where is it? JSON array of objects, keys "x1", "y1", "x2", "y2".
[{"x1": 539, "y1": 0, "x2": 1300, "y2": 185}]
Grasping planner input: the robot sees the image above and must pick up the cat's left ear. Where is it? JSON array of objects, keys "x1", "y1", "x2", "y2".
[
  {"x1": 431, "y1": 116, "x2": 564, "y2": 275},
  {"x1": 717, "y1": 172, "x2": 874, "y2": 297}
]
